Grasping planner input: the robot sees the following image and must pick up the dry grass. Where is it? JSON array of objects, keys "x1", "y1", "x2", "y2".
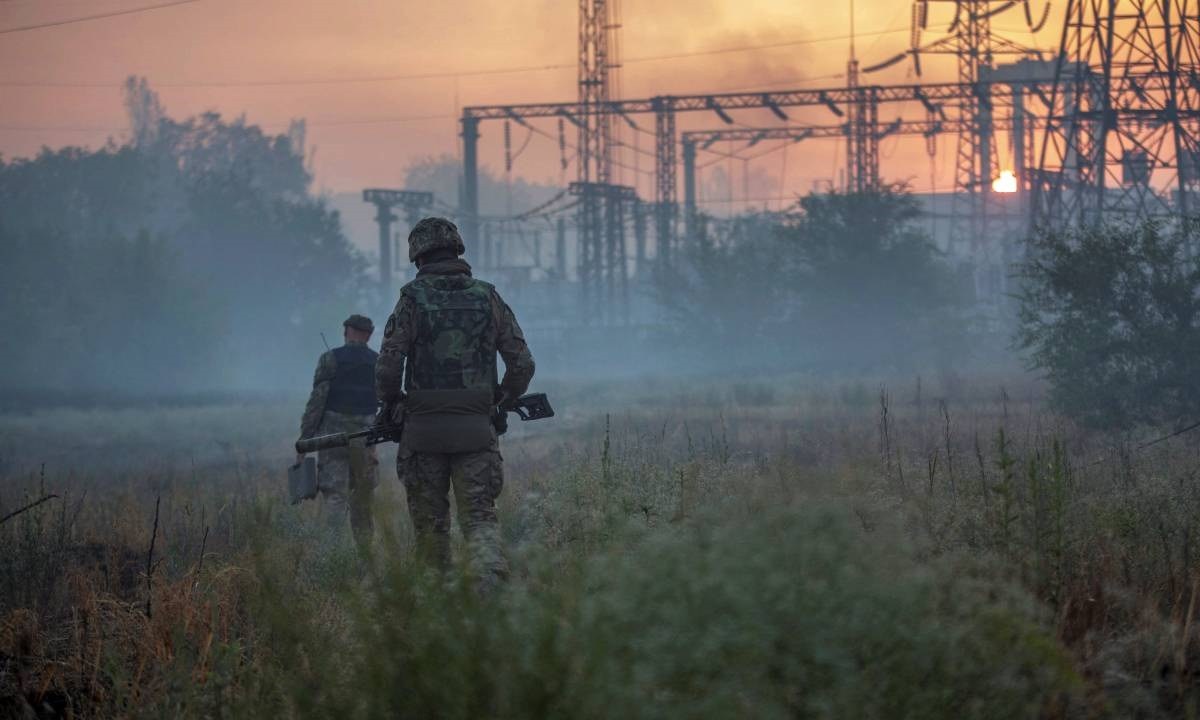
[{"x1": 1, "y1": 373, "x2": 1198, "y2": 718}]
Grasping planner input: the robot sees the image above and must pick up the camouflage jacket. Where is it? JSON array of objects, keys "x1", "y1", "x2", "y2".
[{"x1": 376, "y1": 258, "x2": 535, "y2": 408}]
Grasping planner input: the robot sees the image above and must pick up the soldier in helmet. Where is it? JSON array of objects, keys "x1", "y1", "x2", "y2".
[
  {"x1": 298, "y1": 314, "x2": 380, "y2": 550},
  {"x1": 376, "y1": 217, "x2": 535, "y2": 593}
]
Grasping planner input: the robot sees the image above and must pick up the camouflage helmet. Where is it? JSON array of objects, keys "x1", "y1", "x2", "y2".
[{"x1": 407, "y1": 217, "x2": 466, "y2": 262}]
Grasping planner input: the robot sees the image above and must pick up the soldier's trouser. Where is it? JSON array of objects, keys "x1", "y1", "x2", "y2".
[
  {"x1": 397, "y1": 440, "x2": 507, "y2": 592},
  {"x1": 316, "y1": 411, "x2": 378, "y2": 550}
]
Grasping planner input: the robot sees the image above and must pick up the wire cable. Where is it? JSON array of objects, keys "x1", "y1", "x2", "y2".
[
  {"x1": 526, "y1": 122, "x2": 653, "y2": 177},
  {"x1": 0, "y1": 112, "x2": 453, "y2": 134},
  {"x1": 0, "y1": 27, "x2": 909, "y2": 88},
  {"x1": 0, "y1": 0, "x2": 201, "y2": 35},
  {"x1": 622, "y1": 28, "x2": 908, "y2": 65}
]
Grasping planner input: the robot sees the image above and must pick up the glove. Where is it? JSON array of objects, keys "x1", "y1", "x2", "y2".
[
  {"x1": 492, "y1": 407, "x2": 509, "y2": 436},
  {"x1": 495, "y1": 390, "x2": 517, "y2": 412}
]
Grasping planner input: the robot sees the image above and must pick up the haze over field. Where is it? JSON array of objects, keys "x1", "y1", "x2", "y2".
[{"x1": 4, "y1": 3, "x2": 1200, "y2": 717}]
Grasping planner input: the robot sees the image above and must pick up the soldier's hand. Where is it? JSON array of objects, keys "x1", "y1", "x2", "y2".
[
  {"x1": 377, "y1": 401, "x2": 404, "y2": 427},
  {"x1": 294, "y1": 452, "x2": 305, "y2": 467}
]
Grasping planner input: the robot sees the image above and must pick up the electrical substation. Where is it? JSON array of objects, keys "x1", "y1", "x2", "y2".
[{"x1": 363, "y1": 1, "x2": 1200, "y2": 351}]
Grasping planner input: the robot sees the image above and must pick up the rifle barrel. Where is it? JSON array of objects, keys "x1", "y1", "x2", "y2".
[{"x1": 296, "y1": 432, "x2": 350, "y2": 454}]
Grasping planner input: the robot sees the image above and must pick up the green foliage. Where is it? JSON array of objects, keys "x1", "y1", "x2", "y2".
[
  {"x1": 654, "y1": 212, "x2": 789, "y2": 361},
  {"x1": 1017, "y1": 221, "x2": 1200, "y2": 428},
  {"x1": 250, "y1": 508, "x2": 1075, "y2": 720},
  {"x1": 657, "y1": 187, "x2": 972, "y2": 371},
  {"x1": 7, "y1": 380, "x2": 1200, "y2": 717},
  {"x1": 781, "y1": 187, "x2": 972, "y2": 370},
  {"x1": 0, "y1": 228, "x2": 222, "y2": 391},
  {"x1": 0, "y1": 81, "x2": 365, "y2": 397}
]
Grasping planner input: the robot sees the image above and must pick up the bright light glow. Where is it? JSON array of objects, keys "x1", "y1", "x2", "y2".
[{"x1": 992, "y1": 170, "x2": 1018, "y2": 193}]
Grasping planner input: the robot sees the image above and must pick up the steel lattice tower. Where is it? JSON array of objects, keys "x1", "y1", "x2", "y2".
[
  {"x1": 1032, "y1": 0, "x2": 1200, "y2": 231},
  {"x1": 913, "y1": 2, "x2": 1041, "y2": 255},
  {"x1": 577, "y1": 0, "x2": 616, "y2": 317},
  {"x1": 847, "y1": 0, "x2": 882, "y2": 192}
]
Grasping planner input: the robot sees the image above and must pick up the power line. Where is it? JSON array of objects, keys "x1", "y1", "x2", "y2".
[
  {"x1": 0, "y1": 112, "x2": 453, "y2": 134},
  {"x1": 622, "y1": 27, "x2": 907, "y2": 65},
  {"x1": 524, "y1": 122, "x2": 653, "y2": 177},
  {"x1": 0, "y1": 62, "x2": 575, "y2": 89},
  {"x1": 0, "y1": 0, "x2": 201, "y2": 36},
  {"x1": 0, "y1": 125, "x2": 129, "y2": 133},
  {"x1": 696, "y1": 195, "x2": 798, "y2": 205},
  {"x1": 0, "y1": 26, "x2": 909, "y2": 89}
]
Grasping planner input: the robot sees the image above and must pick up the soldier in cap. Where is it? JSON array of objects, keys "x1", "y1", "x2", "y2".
[
  {"x1": 376, "y1": 217, "x2": 535, "y2": 593},
  {"x1": 298, "y1": 314, "x2": 380, "y2": 549}
]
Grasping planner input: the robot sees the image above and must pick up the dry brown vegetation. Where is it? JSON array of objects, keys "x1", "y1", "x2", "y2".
[{"x1": 1, "y1": 373, "x2": 1197, "y2": 718}]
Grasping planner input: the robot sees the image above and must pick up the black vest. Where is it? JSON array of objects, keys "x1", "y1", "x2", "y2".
[{"x1": 326, "y1": 344, "x2": 378, "y2": 416}]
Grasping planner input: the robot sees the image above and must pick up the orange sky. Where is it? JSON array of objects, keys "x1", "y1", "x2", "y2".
[{"x1": 0, "y1": 0, "x2": 1062, "y2": 205}]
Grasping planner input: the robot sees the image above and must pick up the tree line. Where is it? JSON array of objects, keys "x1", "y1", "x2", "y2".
[
  {"x1": 659, "y1": 185, "x2": 1200, "y2": 431},
  {"x1": 0, "y1": 79, "x2": 365, "y2": 400}
]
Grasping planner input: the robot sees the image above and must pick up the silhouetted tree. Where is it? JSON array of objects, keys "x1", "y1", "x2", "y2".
[
  {"x1": 657, "y1": 186, "x2": 971, "y2": 372},
  {"x1": 0, "y1": 79, "x2": 365, "y2": 396},
  {"x1": 654, "y1": 212, "x2": 792, "y2": 364},
  {"x1": 780, "y1": 186, "x2": 972, "y2": 371},
  {"x1": 1017, "y1": 221, "x2": 1200, "y2": 429}
]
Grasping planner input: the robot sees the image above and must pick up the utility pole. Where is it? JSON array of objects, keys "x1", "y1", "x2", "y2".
[{"x1": 362, "y1": 189, "x2": 434, "y2": 298}]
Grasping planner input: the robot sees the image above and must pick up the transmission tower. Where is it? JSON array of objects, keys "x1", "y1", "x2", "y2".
[
  {"x1": 1033, "y1": 0, "x2": 1200, "y2": 231},
  {"x1": 578, "y1": 0, "x2": 619, "y2": 318},
  {"x1": 847, "y1": 0, "x2": 881, "y2": 192},
  {"x1": 910, "y1": 3, "x2": 1042, "y2": 244},
  {"x1": 902, "y1": 0, "x2": 1046, "y2": 303}
]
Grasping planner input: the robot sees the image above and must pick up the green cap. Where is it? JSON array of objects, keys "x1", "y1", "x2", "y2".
[{"x1": 343, "y1": 314, "x2": 374, "y2": 333}]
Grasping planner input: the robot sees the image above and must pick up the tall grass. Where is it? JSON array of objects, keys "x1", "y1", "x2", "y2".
[{"x1": 1, "y1": 375, "x2": 1197, "y2": 718}]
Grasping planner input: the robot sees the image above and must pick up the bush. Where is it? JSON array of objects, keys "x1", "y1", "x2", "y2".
[
  {"x1": 254, "y1": 508, "x2": 1077, "y2": 719},
  {"x1": 656, "y1": 187, "x2": 972, "y2": 372},
  {"x1": 779, "y1": 187, "x2": 973, "y2": 371},
  {"x1": 0, "y1": 81, "x2": 366, "y2": 397},
  {"x1": 1016, "y1": 221, "x2": 1200, "y2": 429}
]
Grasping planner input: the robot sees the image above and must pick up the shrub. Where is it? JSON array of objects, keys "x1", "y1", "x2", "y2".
[
  {"x1": 256, "y1": 507, "x2": 1077, "y2": 719},
  {"x1": 1016, "y1": 221, "x2": 1200, "y2": 429}
]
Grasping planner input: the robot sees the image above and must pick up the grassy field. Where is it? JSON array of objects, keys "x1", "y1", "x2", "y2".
[{"x1": 1, "y1": 373, "x2": 1198, "y2": 718}]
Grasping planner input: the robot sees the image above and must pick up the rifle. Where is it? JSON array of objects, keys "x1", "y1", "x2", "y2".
[{"x1": 295, "y1": 392, "x2": 555, "y2": 454}]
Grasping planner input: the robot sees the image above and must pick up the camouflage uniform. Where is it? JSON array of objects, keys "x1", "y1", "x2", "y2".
[
  {"x1": 377, "y1": 218, "x2": 535, "y2": 592},
  {"x1": 299, "y1": 334, "x2": 379, "y2": 548}
]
